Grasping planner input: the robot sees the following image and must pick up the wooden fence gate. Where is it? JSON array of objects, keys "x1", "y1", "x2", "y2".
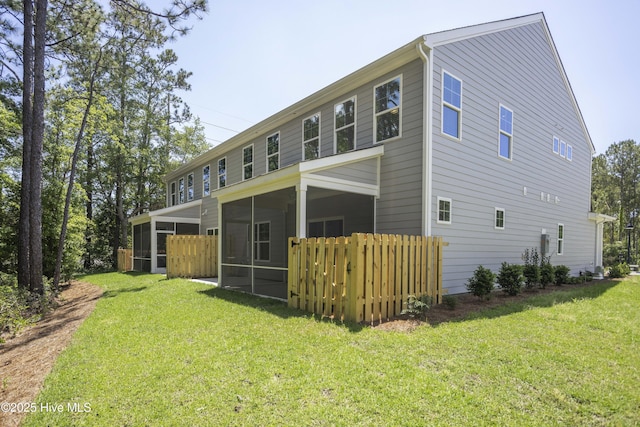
[
  {"x1": 287, "y1": 233, "x2": 447, "y2": 324},
  {"x1": 117, "y1": 248, "x2": 132, "y2": 272},
  {"x1": 166, "y1": 235, "x2": 218, "y2": 278}
]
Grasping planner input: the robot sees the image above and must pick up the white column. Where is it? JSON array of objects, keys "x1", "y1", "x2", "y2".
[
  {"x1": 296, "y1": 183, "x2": 307, "y2": 238},
  {"x1": 595, "y1": 221, "x2": 604, "y2": 278}
]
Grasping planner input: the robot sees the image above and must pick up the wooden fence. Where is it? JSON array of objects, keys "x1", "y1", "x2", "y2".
[
  {"x1": 287, "y1": 233, "x2": 447, "y2": 324},
  {"x1": 117, "y1": 248, "x2": 132, "y2": 272},
  {"x1": 166, "y1": 235, "x2": 218, "y2": 278}
]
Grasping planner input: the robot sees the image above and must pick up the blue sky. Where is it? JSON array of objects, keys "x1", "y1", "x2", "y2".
[{"x1": 170, "y1": 0, "x2": 638, "y2": 155}]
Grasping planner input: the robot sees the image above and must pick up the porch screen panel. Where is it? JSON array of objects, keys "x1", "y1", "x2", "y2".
[
  {"x1": 222, "y1": 198, "x2": 252, "y2": 265},
  {"x1": 253, "y1": 188, "x2": 296, "y2": 269}
]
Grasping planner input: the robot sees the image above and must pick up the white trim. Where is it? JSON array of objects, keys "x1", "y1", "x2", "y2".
[
  {"x1": 130, "y1": 199, "x2": 203, "y2": 226},
  {"x1": 242, "y1": 144, "x2": 254, "y2": 181},
  {"x1": 566, "y1": 144, "x2": 573, "y2": 161},
  {"x1": 302, "y1": 112, "x2": 321, "y2": 161},
  {"x1": 494, "y1": 207, "x2": 505, "y2": 230},
  {"x1": 560, "y1": 140, "x2": 567, "y2": 158},
  {"x1": 552, "y1": 136, "x2": 560, "y2": 154},
  {"x1": 441, "y1": 69, "x2": 462, "y2": 141},
  {"x1": 266, "y1": 131, "x2": 280, "y2": 172},
  {"x1": 334, "y1": 95, "x2": 357, "y2": 153},
  {"x1": 202, "y1": 164, "x2": 211, "y2": 197},
  {"x1": 218, "y1": 157, "x2": 227, "y2": 189},
  {"x1": 437, "y1": 197, "x2": 452, "y2": 224},
  {"x1": 373, "y1": 74, "x2": 402, "y2": 143},
  {"x1": 498, "y1": 104, "x2": 514, "y2": 160}
]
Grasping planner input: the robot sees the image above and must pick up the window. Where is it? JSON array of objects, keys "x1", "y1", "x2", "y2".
[
  {"x1": 243, "y1": 145, "x2": 253, "y2": 180},
  {"x1": 499, "y1": 105, "x2": 513, "y2": 160},
  {"x1": 303, "y1": 113, "x2": 320, "y2": 160},
  {"x1": 566, "y1": 145, "x2": 573, "y2": 161},
  {"x1": 335, "y1": 97, "x2": 356, "y2": 153},
  {"x1": 557, "y1": 224, "x2": 564, "y2": 255},
  {"x1": 437, "y1": 197, "x2": 452, "y2": 224},
  {"x1": 206, "y1": 228, "x2": 218, "y2": 236},
  {"x1": 495, "y1": 208, "x2": 505, "y2": 229},
  {"x1": 553, "y1": 136, "x2": 560, "y2": 154},
  {"x1": 187, "y1": 173, "x2": 194, "y2": 201},
  {"x1": 178, "y1": 178, "x2": 184, "y2": 204},
  {"x1": 308, "y1": 218, "x2": 344, "y2": 238},
  {"x1": 218, "y1": 158, "x2": 226, "y2": 188},
  {"x1": 374, "y1": 76, "x2": 401, "y2": 142},
  {"x1": 267, "y1": 132, "x2": 279, "y2": 172},
  {"x1": 203, "y1": 165, "x2": 210, "y2": 197},
  {"x1": 560, "y1": 140, "x2": 566, "y2": 157},
  {"x1": 170, "y1": 181, "x2": 176, "y2": 206},
  {"x1": 442, "y1": 71, "x2": 462, "y2": 139},
  {"x1": 254, "y1": 222, "x2": 270, "y2": 261}
]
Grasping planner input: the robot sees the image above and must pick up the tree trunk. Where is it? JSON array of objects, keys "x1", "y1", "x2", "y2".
[
  {"x1": 18, "y1": 0, "x2": 34, "y2": 290},
  {"x1": 84, "y1": 141, "x2": 94, "y2": 270}
]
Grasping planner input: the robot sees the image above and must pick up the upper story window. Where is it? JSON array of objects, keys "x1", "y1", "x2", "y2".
[
  {"x1": 553, "y1": 136, "x2": 573, "y2": 161},
  {"x1": 553, "y1": 136, "x2": 560, "y2": 154},
  {"x1": 178, "y1": 178, "x2": 184, "y2": 204},
  {"x1": 335, "y1": 97, "x2": 356, "y2": 153},
  {"x1": 203, "y1": 165, "x2": 210, "y2": 197},
  {"x1": 437, "y1": 197, "x2": 452, "y2": 224},
  {"x1": 267, "y1": 132, "x2": 280, "y2": 172},
  {"x1": 442, "y1": 71, "x2": 462, "y2": 139},
  {"x1": 374, "y1": 76, "x2": 401, "y2": 142},
  {"x1": 303, "y1": 113, "x2": 320, "y2": 160},
  {"x1": 218, "y1": 157, "x2": 226, "y2": 188},
  {"x1": 566, "y1": 145, "x2": 573, "y2": 161},
  {"x1": 170, "y1": 181, "x2": 176, "y2": 206},
  {"x1": 498, "y1": 105, "x2": 513, "y2": 160},
  {"x1": 187, "y1": 173, "x2": 194, "y2": 201},
  {"x1": 243, "y1": 145, "x2": 253, "y2": 180}
]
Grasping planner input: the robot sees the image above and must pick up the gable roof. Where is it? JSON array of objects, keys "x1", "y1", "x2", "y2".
[{"x1": 166, "y1": 13, "x2": 593, "y2": 182}]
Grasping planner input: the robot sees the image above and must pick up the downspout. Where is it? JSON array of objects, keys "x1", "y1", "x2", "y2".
[{"x1": 417, "y1": 39, "x2": 433, "y2": 236}]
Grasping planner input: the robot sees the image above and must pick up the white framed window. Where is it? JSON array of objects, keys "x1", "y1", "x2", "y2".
[
  {"x1": 218, "y1": 157, "x2": 226, "y2": 188},
  {"x1": 303, "y1": 113, "x2": 320, "y2": 160},
  {"x1": 254, "y1": 221, "x2": 270, "y2": 261},
  {"x1": 498, "y1": 105, "x2": 513, "y2": 160},
  {"x1": 495, "y1": 208, "x2": 505, "y2": 229},
  {"x1": 170, "y1": 181, "x2": 176, "y2": 206},
  {"x1": 203, "y1": 165, "x2": 210, "y2": 197},
  {"x1": 557, "y1": 223, "x2": 564, "y2": 255},
  {"x1": 206, "y1": 227, "x2": 218, "y2": 236},
  {"x1": 187, "y1": 172, "x2": 194, "y2": 201},
  {"x1": 267, "y1": 132, "x2": 280, "y2": 172},
  {"x1": 442, "y1": 70, "x2": 462, "y2": 139},
  {"x1": 567, "y1": 145, "x2": 573, "y2": 161},
  {"x1": 335, "y1": 97, "x2": 356, "y2": 153},
  {"x1": 178, "y1": 178, "x2": 185, "y2": 204},
  {"x1": 243, "y1": 145, "x2": 253, "y2": 180},
  {"x1": 553, "y1": 136, "x2": 560, "y2": 154},
  {"x1": 560, "y1": 140, "x2": 567, "y2": 157},
  {"x1": 437, "y1": 197, "x2": 452, "y2": 224},
  {"x1": 374, "y1": 75, "x2": 401, "y2": 142}
]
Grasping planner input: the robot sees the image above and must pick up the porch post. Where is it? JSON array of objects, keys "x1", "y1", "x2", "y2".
[
  {"x1": 297, "y1": 183, "x2": 307, "y2": 238},
  {"x1": 595, "y1": 221, "x2": 604, "y2": 278}
]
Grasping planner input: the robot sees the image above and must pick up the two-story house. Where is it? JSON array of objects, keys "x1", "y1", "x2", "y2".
[{"x1": 130, "y1": 12, "x2": 610, "y2": 300}]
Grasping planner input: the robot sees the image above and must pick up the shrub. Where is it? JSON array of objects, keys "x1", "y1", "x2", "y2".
[
  {"x1": 497, "y1": 262, "x2": 523, "y2": 296},
  {"x1": 539, "y1": 261, "x2": 555, "y2": 289},
  {"x1": 609, "y1": 263, "x2": 631, "y2": 279},
  {"x1": 554, "y1": 265, "x2": 571, "y2": 285},
  {"x1": 401, "y1": 295, "x2": 431, "y2": 320},
  {"x1": 522, "y1": 248, "x2": 540, "y2": 289},
  {"x1": 442, "y1": 294, "x2": 457, "y2": 310},
  {"x1": 466, "y1": 265, "x2": 496, "y2": 299}
]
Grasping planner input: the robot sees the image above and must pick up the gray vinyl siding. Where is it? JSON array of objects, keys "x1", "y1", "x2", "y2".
[
  {"x1": 200, "y1": 197, "x2": 218, "y2": 231},
  {"x1": 376, "y1": 59, "x2": 424, "y2": 235},
  {"x1": 430, "y1": 22, "x2": 594, "y2": 294},
  {"x1": 312, "y1": 158, "x2": 378, "y2": 185}
]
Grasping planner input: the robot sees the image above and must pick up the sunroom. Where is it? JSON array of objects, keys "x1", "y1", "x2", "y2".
[{"x1": 215, "y1": 145, "x2": 384, "y2": 300}]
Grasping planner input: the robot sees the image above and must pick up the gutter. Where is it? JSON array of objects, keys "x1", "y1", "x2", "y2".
[{"x1": 416, "y1": 38, "x2": 433, "y2": 236}]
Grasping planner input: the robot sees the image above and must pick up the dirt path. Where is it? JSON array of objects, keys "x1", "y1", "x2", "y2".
[{"x1": 0, "y1": 281, "x2": 102, "y2": 427}]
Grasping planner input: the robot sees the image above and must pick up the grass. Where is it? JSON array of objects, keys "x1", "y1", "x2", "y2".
[{"x1": 24, "y1": 273, "x2": 640, "y2": 426}]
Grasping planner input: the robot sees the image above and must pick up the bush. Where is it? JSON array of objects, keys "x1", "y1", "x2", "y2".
[
  {"x1": 554, "y1": 265, "x2": 571, "y2": 285},
  {"x1": 401, "y1": 295, "x2": 431, "y2": 320},
  {"x1": 442, "y1": 294, "x2": 457, "y2": 310},
  {"x1": 539, "y1": 261, "x2": 555, "y2": 289},
  {"x1": 466, "y1": 265, "x2": 496, "y2": 299},
  {"x1": 522, "y1": 248, "x2": 540, "y2": 289},
  {"x1": 497, "y1": 262, "x2": 523, "y2": 296},
  {"x1": 609, "y1": 263, "x2": 631, "y2": 279}
]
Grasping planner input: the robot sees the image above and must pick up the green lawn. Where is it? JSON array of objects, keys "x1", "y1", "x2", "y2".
[{"x1": 24, "y1": 273, "x2": 640, "y2": 426}]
